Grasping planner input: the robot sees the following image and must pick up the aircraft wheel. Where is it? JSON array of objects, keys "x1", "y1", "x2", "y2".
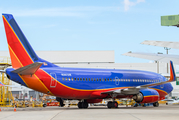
[
  {"x1": 78, "y1": 101, "x2": 88, "y2": 109},
  {"x1": 83, "y1": 102, "x2": 88, "y2": 108},
  {"x1": 107, "y1": 101, "x2": 112, "y2": 108},
  {"x1": 114, "y1": 101, "x2": 118, "y2": 108},
  {"x1": 153, "y1": 102, "x2": 159, "y2": 107},
  {"x1": 78, "y1": 102, "x2": 82, "y2": 109},
  {"x1": 107, "y1": 101, "x2": 118, "y2": 108}
]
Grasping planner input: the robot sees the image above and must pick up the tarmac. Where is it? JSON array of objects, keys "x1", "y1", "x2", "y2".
[{"x1": 0, "y1": 105, "x2": 179, "y2": 120}]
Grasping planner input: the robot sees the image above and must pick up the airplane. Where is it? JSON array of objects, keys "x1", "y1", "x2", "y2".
[
  {"x1": 123, "y1": 40, "x2": 179, "y2": 65},
  {"x1": 1, "y1": 13, "x2": 176, "y2": 109}
]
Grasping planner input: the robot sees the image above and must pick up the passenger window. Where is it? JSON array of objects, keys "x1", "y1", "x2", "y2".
[
  {"x1": 107, "y1": 78, "x2": 109, "y2": 81},
  {"x1": 94, "y1": 78, "x2": 96, "y2": 81},
  {"x1": 69, "y1": 78, "x2": 70, "y2": 81},
  {"x1": 80, "y1": 78, "x2": 82, "y2": 81},
  {"x1": 86, "y1": 78, "x2": 88, "y2": 81},
  {"x1": 72, "y1": 78, "x2": 73, "y2": 81},
  {"x1": 97, "y1": 78, "x2": 98, "y2": 81},
  {"x1": 91, "y1": 78, "x2": 93, "y2": 81},
  {"x1": 105, "y1": 78, "x2": 107, "y2": 81},
  {"x1": 83, "y1": 78, "x2": 85, "y2": 81},
  {"x1": 74, "y1": 78, "x2": 76, "y2": 81},
  {"x1": 88, "y1": 78, "x2": 90, "y2": 81},
  {"x1": 119, "y1": 79, "x2": 120, "y2": 81},
  {"x1": 99, "y1": 78, "x2": 101, "y2": 81},
  {"x1": 102, "y1": 78, "x2": 104, "y2": 81},
  {"x1": 77, "y1": 78, "x2": 79, "y2": 81},
  {"x1": 62, "y1": 77, "x2": 64, "y2": 81},
  {"x1": 66, "y1": 78, "x2": 67, "y2": 81},
  {"x1": 110, "y1": 78, "x2": 112, "y2": 82}
]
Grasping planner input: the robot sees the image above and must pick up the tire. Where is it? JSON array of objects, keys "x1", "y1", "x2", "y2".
[
  {"x1": 107, "y1": 101, "x2": 112, "y2": 108},
  {"x1": 43, "y1": 104, "x2": 47, "y2": 107},
  {"x1": 153, "y1": 102, "x2": 159, "y2": 107},
  {"x1": 114, "y1": 101, "x2": 118, "y2": 108},
  {"x1": 78, "y1": 102, "x2": 82, "y2": 109}
]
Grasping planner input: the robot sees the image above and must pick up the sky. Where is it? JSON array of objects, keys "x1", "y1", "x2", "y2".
[{"x1": 0, "y1": 0, "x2": 179, "y2": 63}]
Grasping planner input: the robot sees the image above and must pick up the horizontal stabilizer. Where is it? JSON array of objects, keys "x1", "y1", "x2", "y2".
[{"x1": 12, "y1": 62, "x2": 43, "y2": 75}]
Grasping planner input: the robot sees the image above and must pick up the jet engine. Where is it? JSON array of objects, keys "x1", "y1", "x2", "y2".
[{"x1": 133, "y1": 89, "x2": 159, "y2": 103}]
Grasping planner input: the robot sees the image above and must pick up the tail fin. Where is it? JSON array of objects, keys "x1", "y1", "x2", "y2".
[
  {"x1": 168, "y1": 60, "x2": 176, "y2": 82},
  {"x1": 2, "y1": 14, "x2": 56, "y2": 68}
]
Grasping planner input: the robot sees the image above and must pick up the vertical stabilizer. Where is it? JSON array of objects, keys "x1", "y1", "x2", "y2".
[
  {"x1": 2, "y1": 14, "x2": 38, "y2": 68},
  {"x1": 2, "y1": 14, "x2": 57, "y2": 68}
]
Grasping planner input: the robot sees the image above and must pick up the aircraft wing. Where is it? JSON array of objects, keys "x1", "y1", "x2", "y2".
[
  {"x1": 102, "y1": 61, "x2": 176, "y2": 95},
  {"x1": 122, "y1": 51, "x2": 179, "y2": 65},
  {"x1": 141, "y1": 40, "x2": 179, "y2": 49}
]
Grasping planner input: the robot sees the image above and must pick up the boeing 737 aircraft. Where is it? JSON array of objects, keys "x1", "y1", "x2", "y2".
[{"x1": 1, "y1": 14, "x2": 176, "y2": 109}]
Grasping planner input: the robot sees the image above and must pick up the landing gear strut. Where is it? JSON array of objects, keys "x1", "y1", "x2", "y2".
[
  {"x1": 107, "y1": 101, "x2": 118, "y2": 108},
  {"x1": 78, "y1": 101, "x2": 88, "y2": 109}
]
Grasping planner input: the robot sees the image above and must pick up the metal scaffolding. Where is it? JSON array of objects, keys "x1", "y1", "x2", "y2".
[{"x1": 0, "y1": 57, "x2": 12, "y2": 107}]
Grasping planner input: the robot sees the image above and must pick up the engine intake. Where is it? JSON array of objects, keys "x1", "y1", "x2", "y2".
[
  {"x1": 133, "y1": 92, "x2": 143, "y2": 103},
  {"x1": 133, "y1": 89, "x2": 159, "y2": 103}
]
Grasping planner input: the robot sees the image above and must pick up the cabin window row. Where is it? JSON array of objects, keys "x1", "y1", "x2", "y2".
[{"x1": 62, "y1": 77, "x2": 160, "y2": 83}]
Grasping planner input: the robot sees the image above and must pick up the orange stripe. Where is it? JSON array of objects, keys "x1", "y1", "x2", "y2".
[
  {"x1": 20, "y1": 74, "x2": 53, "y2": 95},
  {"x1": 8, "y1": 45, "x2": 23, "y2": 68}
]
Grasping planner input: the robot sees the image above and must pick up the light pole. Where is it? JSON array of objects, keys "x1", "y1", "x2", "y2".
[
  {"x1": 164, "y1": 47, "x2": 171, "y2": 73},
  {"x1": 164, "y1": 47, "x2": 171, "y2": 98}
]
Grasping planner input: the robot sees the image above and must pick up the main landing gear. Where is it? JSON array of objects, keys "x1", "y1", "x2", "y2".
[
  {"x1": 78, "y1": 101, "x2": 88, "y2": 109},
  {"x1": 107, "y1": 101, "x2": 118, "y2": 108},
  {"x1": 153, "y1": 102, "x2": 159, "y2": 107}
]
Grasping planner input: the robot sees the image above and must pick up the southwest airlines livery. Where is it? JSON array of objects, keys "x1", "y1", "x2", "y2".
[{"x1": 2, "y1": 14, "x2": 176, "y2": 109}]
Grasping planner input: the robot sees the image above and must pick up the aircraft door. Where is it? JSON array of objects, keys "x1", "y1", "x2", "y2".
[
  {"x1": 115, "y1": 77, "x2": 119, "y2": 86},
  {"x1": 160, "y1": 81, "x2": 164, "y2": 89},
  {"x1": 50, "y1": 73, "x2": 57, "y2": 88}
]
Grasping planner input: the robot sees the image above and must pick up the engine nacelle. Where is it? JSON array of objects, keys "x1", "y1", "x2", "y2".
[{"x1": 133, "y1": 89, "x2": 159, "y2": 103}]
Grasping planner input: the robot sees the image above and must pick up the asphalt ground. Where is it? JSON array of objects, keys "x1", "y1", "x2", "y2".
[{"x1": 0, "y1": 105, "x2": 179, "y2": 120}]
